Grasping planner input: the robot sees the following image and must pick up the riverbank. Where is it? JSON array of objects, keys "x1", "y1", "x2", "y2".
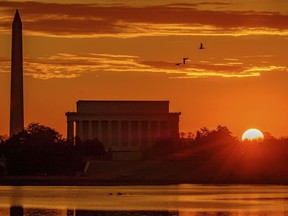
[
  {"x1": 0, "y1": 176, "x2": 180, "y2": 186},
  {"x1": 1, "y1": 160, "x2": 288, "y2": 186},
  {"x1": 1, "y1": 175, "x2": 288, "y2": 186}
]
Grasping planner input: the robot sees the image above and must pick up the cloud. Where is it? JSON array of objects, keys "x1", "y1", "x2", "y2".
[
  {"x1": 245, "y1": 66, "x2": 287, "y2": 73},
  {"x1": 1, "y1": 53, "x2": 286, "y2": 79},
  {"x1": 0, "y1": 1, "x2": 287, "y2": 37},
  {"x1": 0, "y1": 53, "x2": 152, "y2": 79}
]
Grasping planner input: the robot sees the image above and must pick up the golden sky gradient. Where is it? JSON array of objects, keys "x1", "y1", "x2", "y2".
[{"x1": 0, "y1": 0, "x2": 287, "y2": 138}]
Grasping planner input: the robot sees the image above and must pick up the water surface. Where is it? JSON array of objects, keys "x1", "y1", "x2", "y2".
[{"x1": 0, "y1": 185, "x2": 288, "y2": 215}]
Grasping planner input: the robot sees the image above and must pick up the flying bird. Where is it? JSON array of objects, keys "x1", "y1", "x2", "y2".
[
  {"x1": 183, "y1": 57, "x2": 189, "y2": 64},
  {"x1": 175, "y1": 63, "x2": 181, "y2": 66},
  {"x1": 199, "y1": 43, "x2": 204, "y2": 49}
]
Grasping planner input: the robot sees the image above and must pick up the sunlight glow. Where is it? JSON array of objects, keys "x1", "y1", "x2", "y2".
[{"x1": 242, "y1": 128, "x2": 264, "y2": 141}]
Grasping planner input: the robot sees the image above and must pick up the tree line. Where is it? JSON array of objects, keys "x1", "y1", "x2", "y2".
[
  {"x1": 1, "y1": 123, "x2": 288, "y2": 182},
  {"x1": 149, "y1": 125, "x2": 288, "y2": 183},
  {"x1": 0, "y1": 123, "x2": 107, "y2": 176}
]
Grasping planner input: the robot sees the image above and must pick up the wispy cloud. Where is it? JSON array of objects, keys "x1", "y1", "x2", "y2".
[
  {"x1": 1, "y1": 53, "x2": 286, "y2": 79},
  {"x1": 0, "y1": 1, "x2": 287, "y2": 37}
]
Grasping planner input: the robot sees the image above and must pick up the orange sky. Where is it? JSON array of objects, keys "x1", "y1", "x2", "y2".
[{"x1": 0, "y1": 0, "x2": 287, "y2": 139}]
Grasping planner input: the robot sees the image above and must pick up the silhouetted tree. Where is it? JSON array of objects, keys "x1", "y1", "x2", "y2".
[
  {"x1": 187, "y1": 132, "x2": 194, "y2": 139},
  {"x1": 195, "y1": 127, "x2": 211, "y2": 140},
  {"x1": 193, "y1": 125, "x2": 237, "y2": 146},
  {"x1": 147, "y1": 138, "x2": 176, "y2": 160},
  {"x1": 179, "y1": 132, "x2": 186, "y2": 139},
  {"x1": 1, "y1": 122, "x2": 81, "y2": 175},
  {"x1": 180, "y1": 126, "x2": 288, "y2": 183},
  {"x1": 76, "y1": 138, "x2": 107, "y2": 159}
]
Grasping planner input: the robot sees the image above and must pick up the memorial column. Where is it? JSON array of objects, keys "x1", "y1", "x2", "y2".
[
  {"x1": 118, "y1": 121, "x2": 122, "y2": 146},
  {"x1": 128, "y1": 121, "x2": 132, "y2": 146},
  {"x1": 76, "y1": 120, "x2": 83, "y2": 141},
  {"x1": 138, "y1": 121, "x2": 142, "y2": 147},
  {"x1": 88, "y1": 121, "x2": 93, "y2": 140},
  {"x1": 67, "y1": 120, "x2": 74, "y2": 143},
  {"x1": 108, "y1": 121, "x2": 112, "y2": 146},
  {"x1": 98, "y1": 121, "x2": 102, "y2": 142},
  {"x1": 147, "y1": 121, "x2": 152, "y2": 146},
  {"x1": 157, "y1": 121, "x2": 162, "y2": 139}
]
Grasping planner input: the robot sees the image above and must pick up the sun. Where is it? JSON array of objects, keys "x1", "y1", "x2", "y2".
[{"x1": 242, "y1": 128, "x2": 264, "y2": 141}]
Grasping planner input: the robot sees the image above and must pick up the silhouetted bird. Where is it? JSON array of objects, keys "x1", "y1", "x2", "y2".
[
  {"x1": 183, "y1": 57, "x2": 189, "y2": 64},
  {"x1": 199, "y1": 43, "x2": 204, "y2": 49},
  {"x1": 175, "y1": 63, "x2": 181, "y2": 66}
]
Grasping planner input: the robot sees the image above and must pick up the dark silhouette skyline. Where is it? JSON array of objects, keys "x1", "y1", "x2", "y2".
[{"x1": 10, "y1": 10, "x2": 24, "y2": 137}]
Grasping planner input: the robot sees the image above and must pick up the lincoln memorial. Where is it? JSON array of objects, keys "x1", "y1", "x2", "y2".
[{"x1": 66, "y1": 100, "x2": 181, "y2": 160}]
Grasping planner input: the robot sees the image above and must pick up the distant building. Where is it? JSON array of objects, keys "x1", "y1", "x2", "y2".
[{"x1": 66, "y1": 100, "x2": 181, "y2": 160}]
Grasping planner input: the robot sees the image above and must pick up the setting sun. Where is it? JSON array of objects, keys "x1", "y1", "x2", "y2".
[{"x1": 242, "y1": 128, "x2": 264, "y2": 141}]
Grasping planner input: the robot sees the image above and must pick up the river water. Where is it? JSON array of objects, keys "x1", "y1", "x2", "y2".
[{"x1": 0, "y1": 185, "x2": 288, "y2": 215}]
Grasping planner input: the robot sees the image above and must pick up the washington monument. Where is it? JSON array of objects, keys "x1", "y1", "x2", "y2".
[{"x1": 10, "y1": 10, "x2": 24, "y2": 137}]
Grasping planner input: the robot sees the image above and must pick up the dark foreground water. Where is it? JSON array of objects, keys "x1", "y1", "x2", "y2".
[{"x1": 0, "y1": 185, "x2": 288, "y2": 215}]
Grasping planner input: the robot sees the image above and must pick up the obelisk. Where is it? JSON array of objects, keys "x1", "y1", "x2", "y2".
[{"x1": 10, "y1": 10, "x2": 24, "y2": 137}]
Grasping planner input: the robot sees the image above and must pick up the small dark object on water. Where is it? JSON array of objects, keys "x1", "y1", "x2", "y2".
[{"x1": 117, "y1": 192, "x2": 125, "y2": 195}]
